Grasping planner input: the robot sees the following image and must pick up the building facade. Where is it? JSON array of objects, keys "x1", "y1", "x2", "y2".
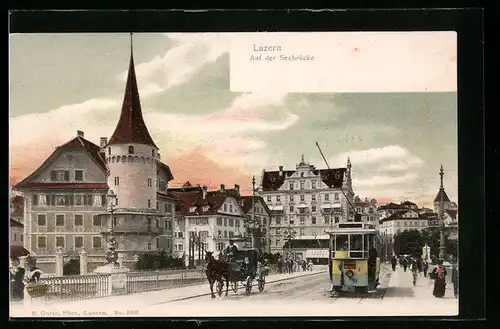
[
  {"x1": 354, "y1": 199, "x2": 379, "y2": 228},
  {"x1": 258, "y1": 156, "x2": 355, "y2": 255},
  {"x1": 10, "y1": 219, "x2": 24, "y2": 247},
  {"x1": 13, "y1": 38, "x2": 176, "y2": 273},
  {"x1": 169, "y1": 184, "x2": 247, "y2": 266}
]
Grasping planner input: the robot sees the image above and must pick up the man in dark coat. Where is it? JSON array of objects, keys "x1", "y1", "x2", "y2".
[
  {"x1": 401, "y1": 257, "x2": 408, "y2": 272},
  {"x1": 10, "y1": 258, "x2": 25, "y2": 301},
  {"x1": 224, "y1": 240, "x2": 238, "y2": 259},
  {"x1": 368, "y1": 246, "x2": 378, "y2": 290},
  {"x1": 423, "y1": 260, "x2": 429, "y2": 278},
  {"x1": 391, "y1": 256, "x2": 397, "y2": 271}
]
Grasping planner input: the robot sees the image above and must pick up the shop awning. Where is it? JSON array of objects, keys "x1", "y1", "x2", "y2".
[{"x1": 305, "y1": 249, "x2": 329, "y2": 259}]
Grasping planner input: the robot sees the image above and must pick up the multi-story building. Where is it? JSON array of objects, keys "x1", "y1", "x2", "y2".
[
  {"x1": 354, "y1": 198, "x2": 379, "y2": 228},
  {"x1": 12, "y1": 38, "x2": 176, "y2": 273},
  {"x1": 169, "y1": 184, "x2": 247, "y2": 266},
  {"x1": 258, "y1": 155, "x2": 354, "y2": 257}
]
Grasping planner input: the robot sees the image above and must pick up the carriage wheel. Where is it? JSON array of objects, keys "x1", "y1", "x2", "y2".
[
  {"x1": 231, "y1": 281, "x2": 238, "y2": 293},
  {"x1": 216, "y1": 280, "x2": 224, "y2": 297},
  {"x1": 258, "y1": 276, "x2": 266, "y2": 292},
  {"x1": 245, "y1": 278, "x2": 252, "y2": 296}
]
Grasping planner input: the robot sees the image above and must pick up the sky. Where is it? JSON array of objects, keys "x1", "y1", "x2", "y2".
[{"x1": 9, "y1": 33, "x2": 458, "y2": 208}]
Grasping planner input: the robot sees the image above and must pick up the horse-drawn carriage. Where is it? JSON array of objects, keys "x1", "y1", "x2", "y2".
[{"x1": 226, "y1": 249, "x2": 268, "y2": 295}]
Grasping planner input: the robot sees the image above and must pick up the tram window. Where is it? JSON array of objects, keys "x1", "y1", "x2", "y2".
[
  {"x1": 364, "y1": 235, "x2": 370, "y2": 251},
  {"x1": 336, "y1": 234, "x2": 348, "y2": 251},
  {"x1": 350, "y1": 234, "x2": 363, "y2": 251}
]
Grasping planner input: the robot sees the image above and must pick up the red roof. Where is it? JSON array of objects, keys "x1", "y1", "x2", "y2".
[
  {"x1": 107, "y1": 48, "x2": 157, "y2": 148},
  {"x1": 13, "y1": 136, "x2": 107, "y2": 190},
  {"x1": 261, "y1": 168, "x2": 346, "y2": 191},
  {"x1": 434, "y1": 189, "x2": 451, "y2": 202},
  {"x1": 169, "y1": 188, "x2": 249, "y2": 216}
]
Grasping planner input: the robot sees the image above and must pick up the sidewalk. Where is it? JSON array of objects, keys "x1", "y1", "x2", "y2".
[
  {"x1": 384, "y1": 267, "x2": 457, "y2": 300},
  {"x1": 10, "y1": 268, "x2": 327, "y2": 316}
]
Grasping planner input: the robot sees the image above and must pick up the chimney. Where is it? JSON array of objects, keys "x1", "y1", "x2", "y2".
[
  {"x1": 220, "y1": 184, "x2": 225, "y2": 191},
  {"x1": 279, "y1": 166, "x2": 283, "y2": 176},
  {"x1": 234, "y1": 184, "x2": 240, "y2": 194},
  {"x1": 202, "y1": 186, "x2": 207, "y2": 199},
  {"x1": 100, "y1": 137, "x2": 108, "y2": 148},
  {"x1": 77, "y1": 130, "x2": 84, "y2": 138}
]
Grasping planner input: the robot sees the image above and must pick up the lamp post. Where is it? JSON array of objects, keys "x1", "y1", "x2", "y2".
[
  {"x1": 251, "y1": 176, "x2": 256, "y2": 249},
  {"x1": 106, "y1": 190, "x2": 118, "y2": 266},
  {"x1": 438, "y1": 165, "x2": 446, "y2": 260},
  {"x1": 285, "y1": 225, "x2": 297, "y2": 260}
]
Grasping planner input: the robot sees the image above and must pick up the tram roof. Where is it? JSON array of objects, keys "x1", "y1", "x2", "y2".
[{"x1": 324, "y1": 222, "x2": 378, "y2": 235}]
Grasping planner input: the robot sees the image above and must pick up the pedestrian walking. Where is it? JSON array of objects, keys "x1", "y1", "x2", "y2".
[
  {"x1": 402, "y1": 257, "x2": 408, "y2": 272},
  {"x1": 391, "y1": 256, "x2": 397, "y2": 271},
  {"x1": 430, "y1": 260, "x2": 447, "y2": 298},
  {"x1": 423, "y1": 260, "x2": 429, "y2": 278},
  {"x1": 451, "y1": 259, "x2": 459, "y2": 298},
  {"x1": 10, "y1": 258, "x2": 25, "y2": 301},
  {"x1": 410, "y1": 258, "x2": 418, "y2": 286}
]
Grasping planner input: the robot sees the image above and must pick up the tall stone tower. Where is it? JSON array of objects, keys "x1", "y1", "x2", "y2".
[{"x1": 103, "y1": 34, "x2": 160, "y2": 252}]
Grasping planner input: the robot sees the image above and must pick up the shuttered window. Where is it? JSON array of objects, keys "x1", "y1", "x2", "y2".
[{"x1": 32, "y1": 194, "x2": 39, "y2": 206}]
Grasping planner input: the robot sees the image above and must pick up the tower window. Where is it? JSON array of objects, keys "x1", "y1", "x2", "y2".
[
  {"x1": 148, "y1": 199, "x2": 151, "y2": 208},
  {"x1": 148, "y1": 178, "x2": 152, "y2": 187},
  {"x1": 114, "y1": 177, "x2": 120, "y2": 186},
  {"x1": 108, "y1": 147, "x2": 111, "y2": 155},
  {"x1": 128, "y1": 145, "x2": 134, "y2": 154},
  {"x1": 152, "y1": 149, "x2": 155, "y2": 157}
]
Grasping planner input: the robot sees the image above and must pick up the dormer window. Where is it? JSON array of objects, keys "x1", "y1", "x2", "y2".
[
  {"x1": 202, "y1": 206, "x2": 209, "y2": 212},
  {"x1": 189, "y1": 206, "x2": 197, "y2": 212},
  {"x1": 128, "y1": 145, "x2": 134, "y2": 154}
]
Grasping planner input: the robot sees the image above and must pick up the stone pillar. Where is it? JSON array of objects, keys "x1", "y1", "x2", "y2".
[
  {"x1": 19, "y1": 255, "x2": 28, "y2": 269},
  {"x1": 55, "y1": 247, "x2": 64, "y2": 277},
  {"x1": 79, "y1": 248, "x2": 88, "y2": 275},
  {"x1": 117, "y1": 253, "x2": 125, "y2": 268}
]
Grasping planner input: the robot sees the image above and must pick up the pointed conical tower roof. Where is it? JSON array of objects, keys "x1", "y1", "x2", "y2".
[{"x1": 108, "y1": 34, "x2": 157, "y2": 148}]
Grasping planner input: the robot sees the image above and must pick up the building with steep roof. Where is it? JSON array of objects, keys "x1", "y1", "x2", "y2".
[
  {"x1": 12, "y1": 35, "x2": 176, "y2": 273},
  {"x1": 257, "y1": 155, "x2": 355, "y2": 258}
]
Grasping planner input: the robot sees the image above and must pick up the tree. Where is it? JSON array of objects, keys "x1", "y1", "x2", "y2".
[
  {"x1": 393, "y1": 230, "x2": 424, "y2": 257},
  {"x1": 137, "y1": 252, "x2": 185, "y2": 270},
  {"x1": 370, "y1": 198, "x2": 377, "y2": 205},
  {"x1": 354, "y1": 195, "x2": 361, "y2": 203}
]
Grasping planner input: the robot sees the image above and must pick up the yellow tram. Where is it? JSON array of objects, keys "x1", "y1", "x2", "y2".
[{"x1": 326, "y1": 222, "x2": 381, "y2": 294}]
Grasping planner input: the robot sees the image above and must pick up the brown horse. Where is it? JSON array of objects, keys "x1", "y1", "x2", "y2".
[{"x1": 205, "y1": 251, "x2": 229, "y2": 298}]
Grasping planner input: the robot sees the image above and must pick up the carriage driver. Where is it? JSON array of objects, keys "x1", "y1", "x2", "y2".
[{"x1": 224, "y1": 240, "x2": 238, "y2": 260}]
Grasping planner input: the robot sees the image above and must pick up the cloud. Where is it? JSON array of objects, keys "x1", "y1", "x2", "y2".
[{"x1": 330, "y1": 145, "x2": 423, "y2": 169}]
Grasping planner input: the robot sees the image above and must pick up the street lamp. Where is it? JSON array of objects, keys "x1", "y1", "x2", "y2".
[
  {"x1": 105, "y1": 189, "x2": 118, "y2": 266},
  {"x1": 438, "y1": 165, "x2": 446, "y2": 260},
  {"x1": 285, "y1": 225, "x2": 297, "y2": 259},
  {"x1": 251, "y1": 176, "x2": 256, "y2": 249}
]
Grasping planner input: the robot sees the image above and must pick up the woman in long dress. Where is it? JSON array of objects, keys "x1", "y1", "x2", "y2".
[
  {"x1": 431, "y1": 261, "x2": 447, "y2": 298},
  {"x1": 10, "y1": 258, "x2": 25, "y2": 301}
]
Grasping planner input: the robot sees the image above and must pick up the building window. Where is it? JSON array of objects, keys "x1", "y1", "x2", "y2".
[
  {"x1": 312, "y1": 181, "x2": 316, "y2": 189},
  {"x1": 92, "y1": 215, "x2": 101, "y2": 226},
  {"x1": 300, "y1": 182, "x2": 304, "y2": 190},
  {"x1": 300, "y1": 217, "x2": 305, "y2": 225},
  {"x1": 275, "y1": 216, "x2": 281, "y2": 225},
  {"x1": 325, "y1": 194, "x2": 330, "y2": 201},
  {"x1": 37, "y1": 236, "x2": 47, "y2": 248},
  {"x1": 324, "y1": 215, "x2": 330, "y2": 224},
  {"x1": 300, "y1": 228, "x2": 304, "y2": 235},
  {"x1": 223, "y1": 218, "x2": 228, "y2": 226},
  {"x1": 37, "y1": 214, "x2": 47, "y2": 226},
  {"x1": 289, "y1": 183, "x2": 294, "y2": 190},
  {"x1": 74, "y1": 236, "x2": 84, "y2": 248},
  {"x1": 276, "y1": 239, "x2": 281, "y2": 247},
  {"x1": 334, "y1": 193, "x2": 339, "y2": 200},
  {"x1": 55, "y1": 214, "x2": 65, "y2": 226},
  {"x1": 165, "y1": 220, "x2": 171, "y2": 231},
  {"x1": 229, "y1": 205, "x2": 233, "y2": 212},
  {"x1": 289, "y1": 205, "x2": 294, "y2": 212},
  {"x1": 312, "y1": 216, "x2": 316, "y2": 224},
  {"x1": 148, "y1": 199, "x2": 151, "y2": 208},
  {"x1": 152, "y1": 149, "x2": 155, "y2": 157},
  {"x1": 224, "y1": 231, "x2": 228, "y2": 238},
  {"x1": 128, "y1": 145, "x2": 134, "y2": 154},
  {"x1": 312, "y1": 205, "x2": 317, "y2": 212},
  {"x1": 334, "y1": 216, "x2": 340, "y2": 223},
  {"x1": 300, "y1": 195, "x2": 305, "y2": 202},
  {"x1": 223, "y1": 204, "x2": 227, "y2": 212},
  {"x1": 277, "y1": 196, "x2": 281, "y2": 202},
  {"x1": 267, "y1": 196, "x2": 271, "y2": 202},
  {"x1": 51, "y1": 170, "x2": 70, "y2": 182},
  {"x1": 229, "y1": 218, "x2": 234, "y2": 226},
  {"x1": 108, "y1": 147, "x2": 111, "y2": 155},
  {"x1": 92, "y1": 236, "x2": 102, "y2": 249},
  {"x1": 55, "y1": 236, "x2": 65, "y2": 248},
  {"x1": 217, "y1": 217, "x2": 223, "y2": 225},
  {"x1": 229, "y1": 231, "x2": 234, "y2": 238},
  {"x1": 235, "y1": 219, "x2": 240, "y2": 227},
  {"x1": 148, "y1": 178, "x2": 152, "y2": 187},
  {"x1": 156, "y1": 237, "x2": 160, "y2": 249},
  {"x1": 74, "y1": 170, "x2": 84, "y2": 181},
  {"x1": 114, "y1": 177, "x2": 120, "y2": 186}
]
